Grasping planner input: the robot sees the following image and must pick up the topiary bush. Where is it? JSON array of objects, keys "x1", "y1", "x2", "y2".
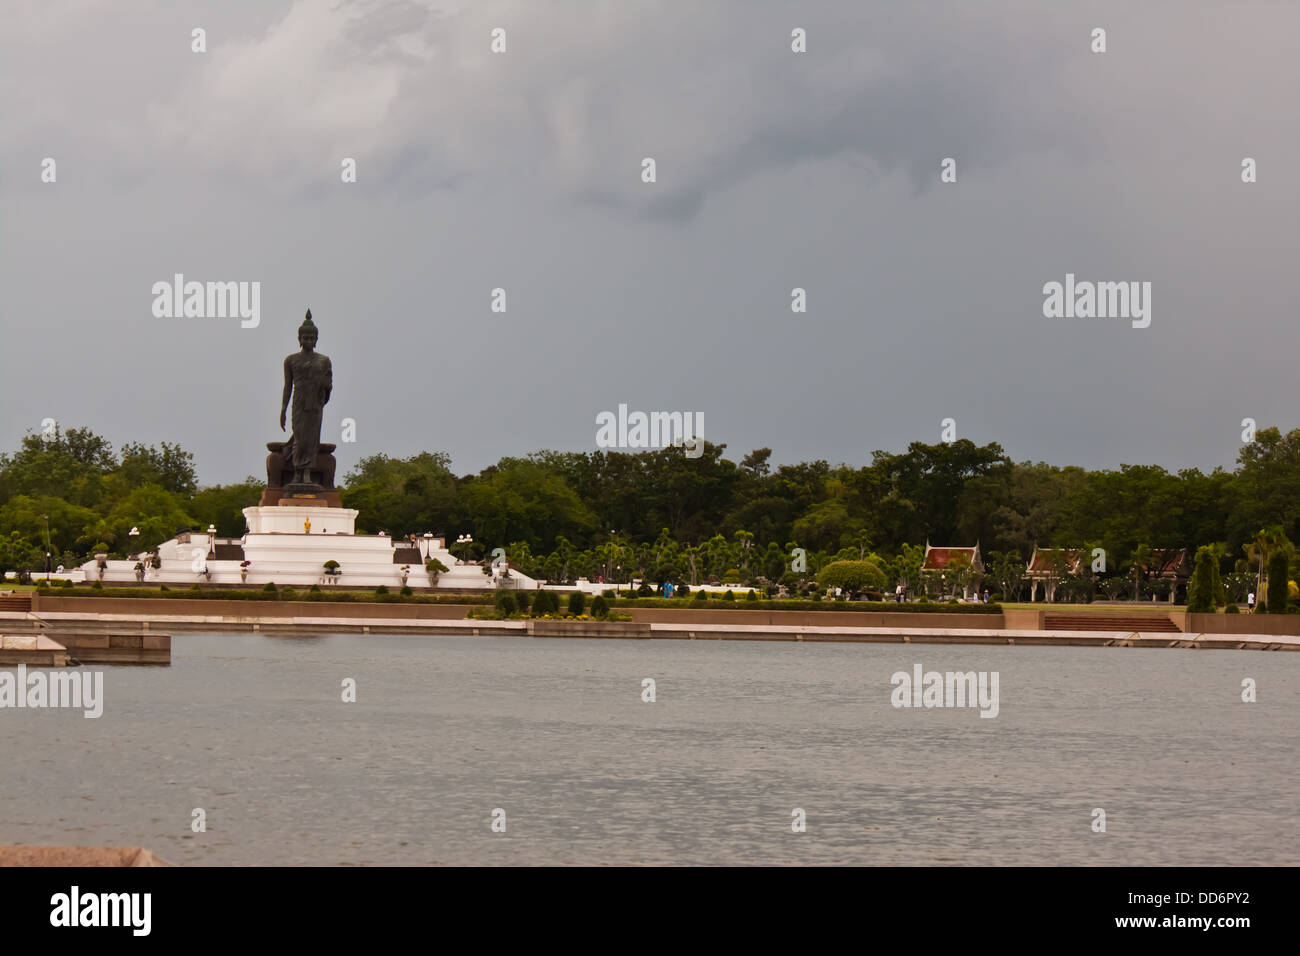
[
  {"x1": 818, "y1": 559, "x2": 888, "y2": 597},
  {"x1": 374, "y1": 585, "x2": 389, "y2": 595},
  {"x1": 568, "y1": 591, "x2": 586, "y2": 616},
  {"x1": 530, "y1": 590, "x2": 558, "y2": 615},
  {"x1": 494, "y1": 590, "x2": 517, "y2": 617},
  {"x1": 1225, "y1": 603, "x2": 1240, "y2": 614},
  {"x1": 723, "y1": 589, "x2": 736, "y2": 601},
  {"x1": 590, "y1": 595, "x2": 609, "y2": 618},
  {"x1": 263, "y1": 582, "x2": 277, "y2": 593},
  {"x1": 514, "y1": 590, "x2": 531, "y2": 614},
  {"x1": 1187, "y1": 547, "x2": 1217, "y2": 613},
  {"x1": 400, "y1": 585, "x2": 414, "y2": 596},
  {"x1": 745, "y1": 589, "x2": 759, "y2": 601}
]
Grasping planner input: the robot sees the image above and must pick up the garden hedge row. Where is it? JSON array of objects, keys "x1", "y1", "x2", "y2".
[{"x1": 37, "y1": 585, "x2": 491, "y2": 605}]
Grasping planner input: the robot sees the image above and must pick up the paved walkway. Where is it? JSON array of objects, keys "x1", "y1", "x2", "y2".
[{"x1": 3, "y1": 609, "x2": 1297, "y2": 650}]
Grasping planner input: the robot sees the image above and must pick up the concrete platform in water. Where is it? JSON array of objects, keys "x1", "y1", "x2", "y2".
[
  {"x1": 0, "y1": 627, "x2": 171, "y2": 666},
  {"x1": 0, "y1": 634, "x2": 69, "y2": 666}
]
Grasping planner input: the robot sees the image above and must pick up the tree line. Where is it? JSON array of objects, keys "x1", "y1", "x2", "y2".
[{"x1": 2, "y1": 425, "x2": 1298, "y2": 601}]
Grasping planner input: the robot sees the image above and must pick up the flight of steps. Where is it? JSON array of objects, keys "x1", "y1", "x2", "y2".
[
  {"x1": 0, "y1": 595, "x2": 32, "y2": 613},
  {"x1": 1044, "y1": 612, "x2": 1181, "y2": 633}
]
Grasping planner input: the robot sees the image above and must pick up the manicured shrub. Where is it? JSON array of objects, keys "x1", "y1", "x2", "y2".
[
  {"x1": 494, "y1": 590, "x2": 517, "y2": 616},
  {"x1": 1187, "y1": 547, "x2": 1217, "y2": 613},
  {"x1": 591, "y1": 595, "x2": 609, "y2": 618},
  {"x1": 818, "y1": 559, "x2": 888, "y2": 596},
  {"x1": 514, "y1": 590, "x2": 531, "y2": 614},
  {"x1": 675, "y1": 584, "x2": 691, "y2": 598},
  {"x1": 1225, "y1": 603, "x2": 1240, "y2": 614},
  {"x1": 374, "y1": 585, "x2": 389, "y2": 595},
  {"x1": 280, "y1": 587, "x2": 296, "y2": 599},
  {"x1": 91, "y1": 581, "x2": 103, "y2": 590},
  {"x1": 721, "y1": 569, "x2": 741, "y2": 584},
  {"x1": 309, "y1": 584, "x2": 321, "y2": 593},
  {"x1": 723, "y1": 589, "x2": 736, "y2": 601},
  {"x1": 624, "y1": 589, "x2": 638, "y2": 599},
  {"x1": 568, "y1": 591, "x2": 586, "y2": 616},
  {"x1": 636, "y1": 582, "x2": 654, "y2": 596},
  {"x1": 400, "y1": 585, "x2": 414, "y2": 596},
  {"x1": 745, "y1": 589, "x2": 759, "y2": 601},
  {"x1": 263, "y1": 582, "x2": 277, "y2": 592},
  {"x1": 60, "y1": 578, "x2": 74, "y2": 588}
]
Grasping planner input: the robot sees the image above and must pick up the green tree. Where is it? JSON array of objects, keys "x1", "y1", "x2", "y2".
[{"x1": 1187, "y1": 547, "x2": 1218, "y2": 613}]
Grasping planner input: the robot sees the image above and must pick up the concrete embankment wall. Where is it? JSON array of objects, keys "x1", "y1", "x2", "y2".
[
  {"x1": 1183, "y1": 613, "x2": 1300, "y2": 635},
  {"x1": 15, "y1": 595, "x2": 1300, "y2": 649},
  {"x1": 621, "y1": 607, "x2": 1007, "y2": 629},
  {"x1": 30, "y1": 595, "x2": 472, "y2": 620}
]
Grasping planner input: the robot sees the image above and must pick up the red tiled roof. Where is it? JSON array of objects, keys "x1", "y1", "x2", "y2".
[
  {"x1": 922, "y1": 546, "x2": 979, "y2": 571},
  {"x1": 1027, "y1": 547, "x2": 1083, "y2": 575},
  {"x1": 1143, "y1": 548, "x2": 1190, "y2": 578}
]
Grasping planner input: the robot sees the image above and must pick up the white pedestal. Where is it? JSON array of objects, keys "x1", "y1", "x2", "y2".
[{"x1": 242, "y1": 505, "x2": 358, "y2": 535}]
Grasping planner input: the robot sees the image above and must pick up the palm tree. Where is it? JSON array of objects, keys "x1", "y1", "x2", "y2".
[{"x1": 1245, "y1": 527, "x2": 1289, "y2": 604}]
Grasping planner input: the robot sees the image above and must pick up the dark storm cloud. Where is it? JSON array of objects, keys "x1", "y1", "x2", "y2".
[{"x1": 1, "y1": 0, "x2": 1296, "y2": 485}]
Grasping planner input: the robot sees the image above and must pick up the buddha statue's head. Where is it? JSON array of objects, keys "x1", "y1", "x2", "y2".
[{"x1": 298, "y1": 309, "x2": 318, "y2": 350}]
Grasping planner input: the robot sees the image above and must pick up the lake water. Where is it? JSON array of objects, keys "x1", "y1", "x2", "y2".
[{"x1": 2, "y1": 633, "x2": 1296, "y2": 865}]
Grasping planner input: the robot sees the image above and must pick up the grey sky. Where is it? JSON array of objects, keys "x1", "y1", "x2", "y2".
[{"x1": 2, "y1": 0, "x2": 1296, "y2": 485}]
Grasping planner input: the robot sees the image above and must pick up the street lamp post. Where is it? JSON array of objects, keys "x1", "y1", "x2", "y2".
[{"x1": 42, "y1": 514, "x2": 51, "y2": 580}]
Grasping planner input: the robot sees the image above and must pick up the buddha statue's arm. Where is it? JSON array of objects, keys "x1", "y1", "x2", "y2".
[
  {"x1": 280, "y1": 356, "x2": 294, "y2": 431},
  {"x1": 320, "y1": 356, "x2": 333, "y2": 405}
]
